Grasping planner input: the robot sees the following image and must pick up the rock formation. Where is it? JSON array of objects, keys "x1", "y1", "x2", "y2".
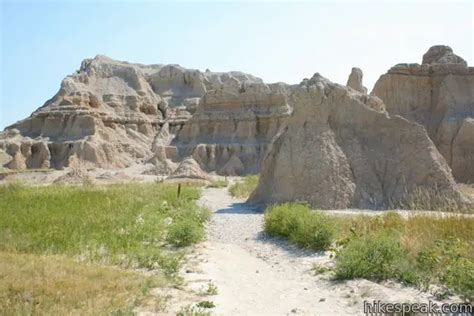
[
  {"x1": 0, "y1": 55, "x2": 291, "y2": 176},
  {"x1": 249, "y1": 73, "x2": 465, "y2": 209},
  {"x1": 372, "y1": 45, "x2": 474, "y2": 183},
  {"x1": 346, "y1": 67, "x2": 368, "y2": 94}
]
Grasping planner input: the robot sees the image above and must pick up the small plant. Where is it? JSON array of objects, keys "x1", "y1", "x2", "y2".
[
  {"x1": 199, "y1": 282, "x2": 218, "y2": 296},
  {"x1": 311, "y1": 263, "x2": 332, "y2": 275}
]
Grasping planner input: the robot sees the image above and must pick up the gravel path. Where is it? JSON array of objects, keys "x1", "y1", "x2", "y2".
[{"x1": 181, "y1": 187, "x2": 454, "y2": 316}]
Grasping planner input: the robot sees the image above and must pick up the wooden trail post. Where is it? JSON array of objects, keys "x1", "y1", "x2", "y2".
[{"x1": 177, "y1": 183, "x2": 181, "y2": 199}]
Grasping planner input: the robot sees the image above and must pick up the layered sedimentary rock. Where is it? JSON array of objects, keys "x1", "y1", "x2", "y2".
[
  {"x1": 166, "y1": 83, "x2": 291, "y2": 175},
  {"x1": 372, "y1": 46, "x2": 474, "y2": 183},
  {"x1": 249, "y1": 73, "x2": 464, "y2": 209},
  {"x1": 0, "y1": 56, "x2": 291, "y2": 176}
]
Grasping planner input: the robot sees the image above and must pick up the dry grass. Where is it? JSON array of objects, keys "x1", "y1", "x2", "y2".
[
  {"x1": 0, "y1": 251, "x2": 163, "y2": 315},
  {"x1": 459, "y1": 184, "x2": 474, "y2": 200},
  {"x1": 333, "y1": 212, "x2": 473, "y2": 258},
  {"x1": 228, "y1": 175, "x2": 259, "y2": 199}
]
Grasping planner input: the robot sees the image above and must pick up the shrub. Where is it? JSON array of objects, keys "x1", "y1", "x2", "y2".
[
  {"x1": 167, "y1": 219, "x2": 205, "y2": 247},
  {"x1": 264, "y1": 203, "x2": 334, "y2": 251},
  {"x1": 334, "y1": 230, "x2": 405, "y2": 280},
  {"x1": 288, "y1": 212, "x2": 334, "y2": 251},
  {"x1": 264, "y1": 203, "x2": 308, "y2": 237}
]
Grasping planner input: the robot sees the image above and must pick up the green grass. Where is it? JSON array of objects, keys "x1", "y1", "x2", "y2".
[
  {"x1": 263, "y1": 203, "x2": 474, "y2": 301},
  {"x1": 228, "y1": 175, "x2": 259, "y2": 199},
  {"x1": 0, "y1": 182, "x2": 209, "y2": 271},
  {"x1": 264, "y1": 203, "x2": 333, "y2": 251},
  {"x1": 0, "y1": 182, "x2": 210, "y2": 313}
]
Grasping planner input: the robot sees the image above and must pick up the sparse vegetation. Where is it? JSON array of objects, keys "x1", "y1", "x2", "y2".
[
  {"x1": 0, "y1": 182, "x2": 210, "y2": 313},
  {"x1": 228, "y1": 175, "x2": 259, "y2": 198},
  {"x1": 263, "y1": 203, "x2": 474, "y2": 300},
  {"x1": 207, "y1": 179, "x2": 228, "y2": 188},
  {"x1": 310, "y1": 263, "x2": 331, "y2": 275},
  {"x1": 177, "y1": 304, "x2": 211, "y2": 316},
  {"x1": 199, "y1": 282, "x2": 218, "y2": 296}
]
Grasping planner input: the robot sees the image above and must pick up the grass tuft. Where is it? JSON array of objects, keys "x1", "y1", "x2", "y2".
[{"x1": 228, "y1": 175, "x2": 259, "y2": 199}]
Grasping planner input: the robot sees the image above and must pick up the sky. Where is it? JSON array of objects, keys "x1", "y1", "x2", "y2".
[{"x1": 1, "y1": 0, "x2": 473, "y2": 129}]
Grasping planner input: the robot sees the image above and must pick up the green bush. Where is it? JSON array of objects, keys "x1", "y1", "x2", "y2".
[
  {"x1": 264, "y1": 203, "x2": 334, "y2": 251},
  {"x1": 264, "y1": 203, "x2": 308, "y2": 237},
  {"x1": 334, "y1": 230, "x2": 405, "y2": 280},
  {"x1": 289, "y1": 212, "x2": 334, "y2": 251},
  {"x1": 167, "y1": 219, "x2": 205, "y2": 247}
]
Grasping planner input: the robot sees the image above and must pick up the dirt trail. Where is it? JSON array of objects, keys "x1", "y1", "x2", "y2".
[{"x1": 182, "y1": 187, "x2": 452, "y2": 316}]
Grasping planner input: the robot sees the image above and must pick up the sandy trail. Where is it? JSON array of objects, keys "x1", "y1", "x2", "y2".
[{"x1": 184, "y1": 187, "x2": 450, "y2": 316}]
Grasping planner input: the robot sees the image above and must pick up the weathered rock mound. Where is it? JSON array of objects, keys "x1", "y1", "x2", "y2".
[
  {"x1": 249, "y1": 74, "x2": 464, "y2": 209},
  {"x1": 346, "y1": 67, "x2": 368, "y2": 94},
  {"x1": 372, "y1": 45, "x2": 474, "y2": 183},
  {"x1": 0, "y1": 56, "x2": 290, "y2": 175}
]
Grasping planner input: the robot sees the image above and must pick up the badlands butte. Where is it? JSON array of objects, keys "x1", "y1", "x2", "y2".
[{"x1": 1, "y1": 45, "x2": 473, "y2": 209}]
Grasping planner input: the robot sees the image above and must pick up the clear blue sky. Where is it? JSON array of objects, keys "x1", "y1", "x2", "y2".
[{"x1": 1, "y1": 0, "x2": 473, "y2": 129}]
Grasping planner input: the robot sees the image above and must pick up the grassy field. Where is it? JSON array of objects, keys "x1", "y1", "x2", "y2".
[
  {"x1": 264, "y1": 203, "x2": 474, "y2": 301},
  {"x1": 0, "y1": 182, "x2": 209, "y2": 314},
  {"x1": 228, "y1": 175, "x2": 259, "y2": 199}
]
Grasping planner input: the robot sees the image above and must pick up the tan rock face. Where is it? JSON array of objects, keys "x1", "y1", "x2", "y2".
[
  {"x1": 346, "y1": 67, "x2": 368, "y2": 94},
  {"x1": 372, "y1": 46, "x2": 474, "y2": 183},
  {"x1": 0, "y1": 56, "x2": 290, "y2": 175},
  {"x1": 249, "y1": 74, "x2": 464, "y2": 209},
  {"x1": 422, "y1": 45, "x2": 467, "y2": 66}
]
